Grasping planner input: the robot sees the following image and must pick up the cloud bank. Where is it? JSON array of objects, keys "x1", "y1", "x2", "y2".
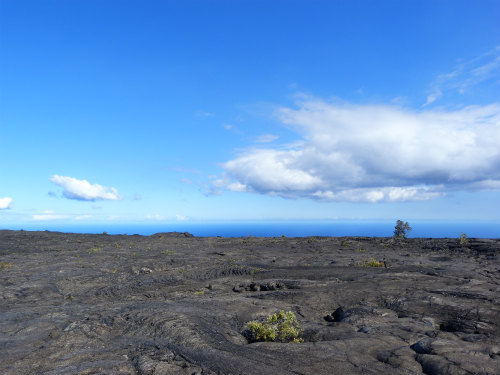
[
  {"x1": 0, "y1": 197, "x2": 12, "y2": 209},
  {"x1": 49, "y1": 175, "x2": 122, "y2": 201},
  {"x1": 214, "y1": 98, "x2": 500, "y2": 202}
]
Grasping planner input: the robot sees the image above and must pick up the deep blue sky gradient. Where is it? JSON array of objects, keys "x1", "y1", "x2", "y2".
[{"x1": 1, "y1": 0, "x2": 499, "y2": 228}]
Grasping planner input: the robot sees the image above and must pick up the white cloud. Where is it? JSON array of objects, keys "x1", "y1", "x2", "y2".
[
  {"x1": 32, "y1": 214, "x2": 71, "y2": 221},
  {"x1": 227, "y1": 182, "x2": 247, "y2": 192},
  {"x1": 423, "y1": 90, "x2": 442, "y2": 107},
  {"x1": 213, "y1": 97, "x2": 500, "y2": 202},
  {"x1": 0, "y1": 197, "x2": 12, "y2": 209},
  {"x1": 311, "y1": 187, "x2": 441, "y2": 203},
  {"x1": 176, "y1": 214, "x2": 187, "y2": 221},
  {"x1": 49, "y1": 175, "x2": 122, "y2": 201}
]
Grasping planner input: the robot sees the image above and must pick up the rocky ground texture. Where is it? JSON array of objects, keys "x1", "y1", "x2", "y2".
[{"x1": 1, "y1": 230, "x2": 499, "y2": 375}]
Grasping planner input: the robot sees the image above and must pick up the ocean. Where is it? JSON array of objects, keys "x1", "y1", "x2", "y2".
[{"x1": 4, "y1": 221, "x2": 499, "y2": 238}]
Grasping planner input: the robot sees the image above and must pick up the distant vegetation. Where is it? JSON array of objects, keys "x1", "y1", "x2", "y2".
[
  {"x1": 459, "y1": 232, "x2": 469, "y2": 246},
  {"x1": 359, "y1": 258, "x2": 384, "y2": 267},
  {"x1": 394, "y1": 220, "x2": 411, "y2": 239}
]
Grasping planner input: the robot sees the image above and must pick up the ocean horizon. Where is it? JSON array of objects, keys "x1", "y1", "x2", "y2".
[{"x1": 2, "y1": 220, "x2": 499, "y2": 239}]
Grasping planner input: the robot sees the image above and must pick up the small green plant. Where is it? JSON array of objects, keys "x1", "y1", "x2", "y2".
[
  {"x1": 357, "y1": 248, "x2": 367, "y2": 253},
  {"x1": 341, "y1": 240, "x2": 350, "y2": 247},
  {"x1": 250, "y1": 268, "x2": 263, "y2": 275},
  {"x1": 394, "y1": 220, "x2": 411, "y2": 239},
  {"x1": 0, "y1": 261, "x2": 13, "y2": 270},
  {"x1": 359, "y1": 258, "x2": 384, "y2": 267},
  {"x1": 194, "y1": 290, "x2": 205, "y2": 296},
  {"x1": 87, "y1": 246, "x2": 101, "y2": 254},
  {"x1": 246, "y1": 310, "x2": 303, "y2": 343},
  {"x1": 459, "y1": 232, "x2": 469, "y2": 246}
]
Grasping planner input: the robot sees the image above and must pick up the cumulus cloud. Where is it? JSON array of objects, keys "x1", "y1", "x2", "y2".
[
  {"x1": 0, "y1": 197, "x2": 12, "y2": 209},
  {"x1": 49, "y1": 175, "x2": 122, "y2": 201},
  {"x1": 213, "y1": 97, "x2": 500, "y2": 202}
]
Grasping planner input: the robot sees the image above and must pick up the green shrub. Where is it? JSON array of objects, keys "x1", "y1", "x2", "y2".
[
  {"x1": 359, "y1": 258, "x2": 384, "y2": 267},
  {"x1": 459, "y1": 232, "x2": 469, "y2": 246},
  {"x1": 0, "y1": 261, "x2": 13, "y2": 270},
  {"x1": 394, "y1": 220, "x2": 411, "y2": 239},
  {"x1": 87, "y1": 246, "x2": 101, "y2": 254},
  {"x1": 246, "y1": 310, "x2": 303, "y2": 343}
]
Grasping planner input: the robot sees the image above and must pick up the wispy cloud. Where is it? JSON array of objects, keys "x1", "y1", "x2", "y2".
[
  {"x1": 145, "y1": 214, "x2": 165, "y2": 221},
  {"x1": 31, "y1": 211, "x2": 94, "y2": 221},
  {"x1": 211, "y1": 97, "x2": 500, "y2": 202},
  {"x1": 424, "y1": 47, "x2": 500, "y2": 106},
  {"x1": 222, "y1": 123, "x2": 244, "y2": 135},
  {"x1": 32, "y1": 213, "x2": 71, "y2": 221},
  {"x1": 195, "y1": 111, "x2": 215, "y2": 117},
  {"x1": 0, "y1": 197, "x2": 12, "y2": 209},
  {"x1": 75, "y1": 214, "x2": 93, "y2": 220},
  {"x1": 49, "y1": 175, "x2": 122, "y2": 201},
  {"x1": 256, "y1": 134, "x2": 279, "y2": 143}
]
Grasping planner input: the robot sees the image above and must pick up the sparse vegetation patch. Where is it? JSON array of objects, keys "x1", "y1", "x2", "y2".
[
  {"x1": 246, "y1": 310, "x2": 303, "y2": 343},
  {"x1": 359, "y1": 258, "x2": 384, "y2": 267},
  {"x1": 0, "y1": 261, "x2": 13, "y2": 270}
]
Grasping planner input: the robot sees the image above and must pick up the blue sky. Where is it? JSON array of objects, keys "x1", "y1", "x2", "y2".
[{"x1": 1, "y1": 0, "x2": 499, "y2": 227}]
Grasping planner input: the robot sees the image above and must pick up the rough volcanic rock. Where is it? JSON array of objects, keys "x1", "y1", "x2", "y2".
[{"x1": 0, "y1": 231, "x2": 499, "y2": 374}]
